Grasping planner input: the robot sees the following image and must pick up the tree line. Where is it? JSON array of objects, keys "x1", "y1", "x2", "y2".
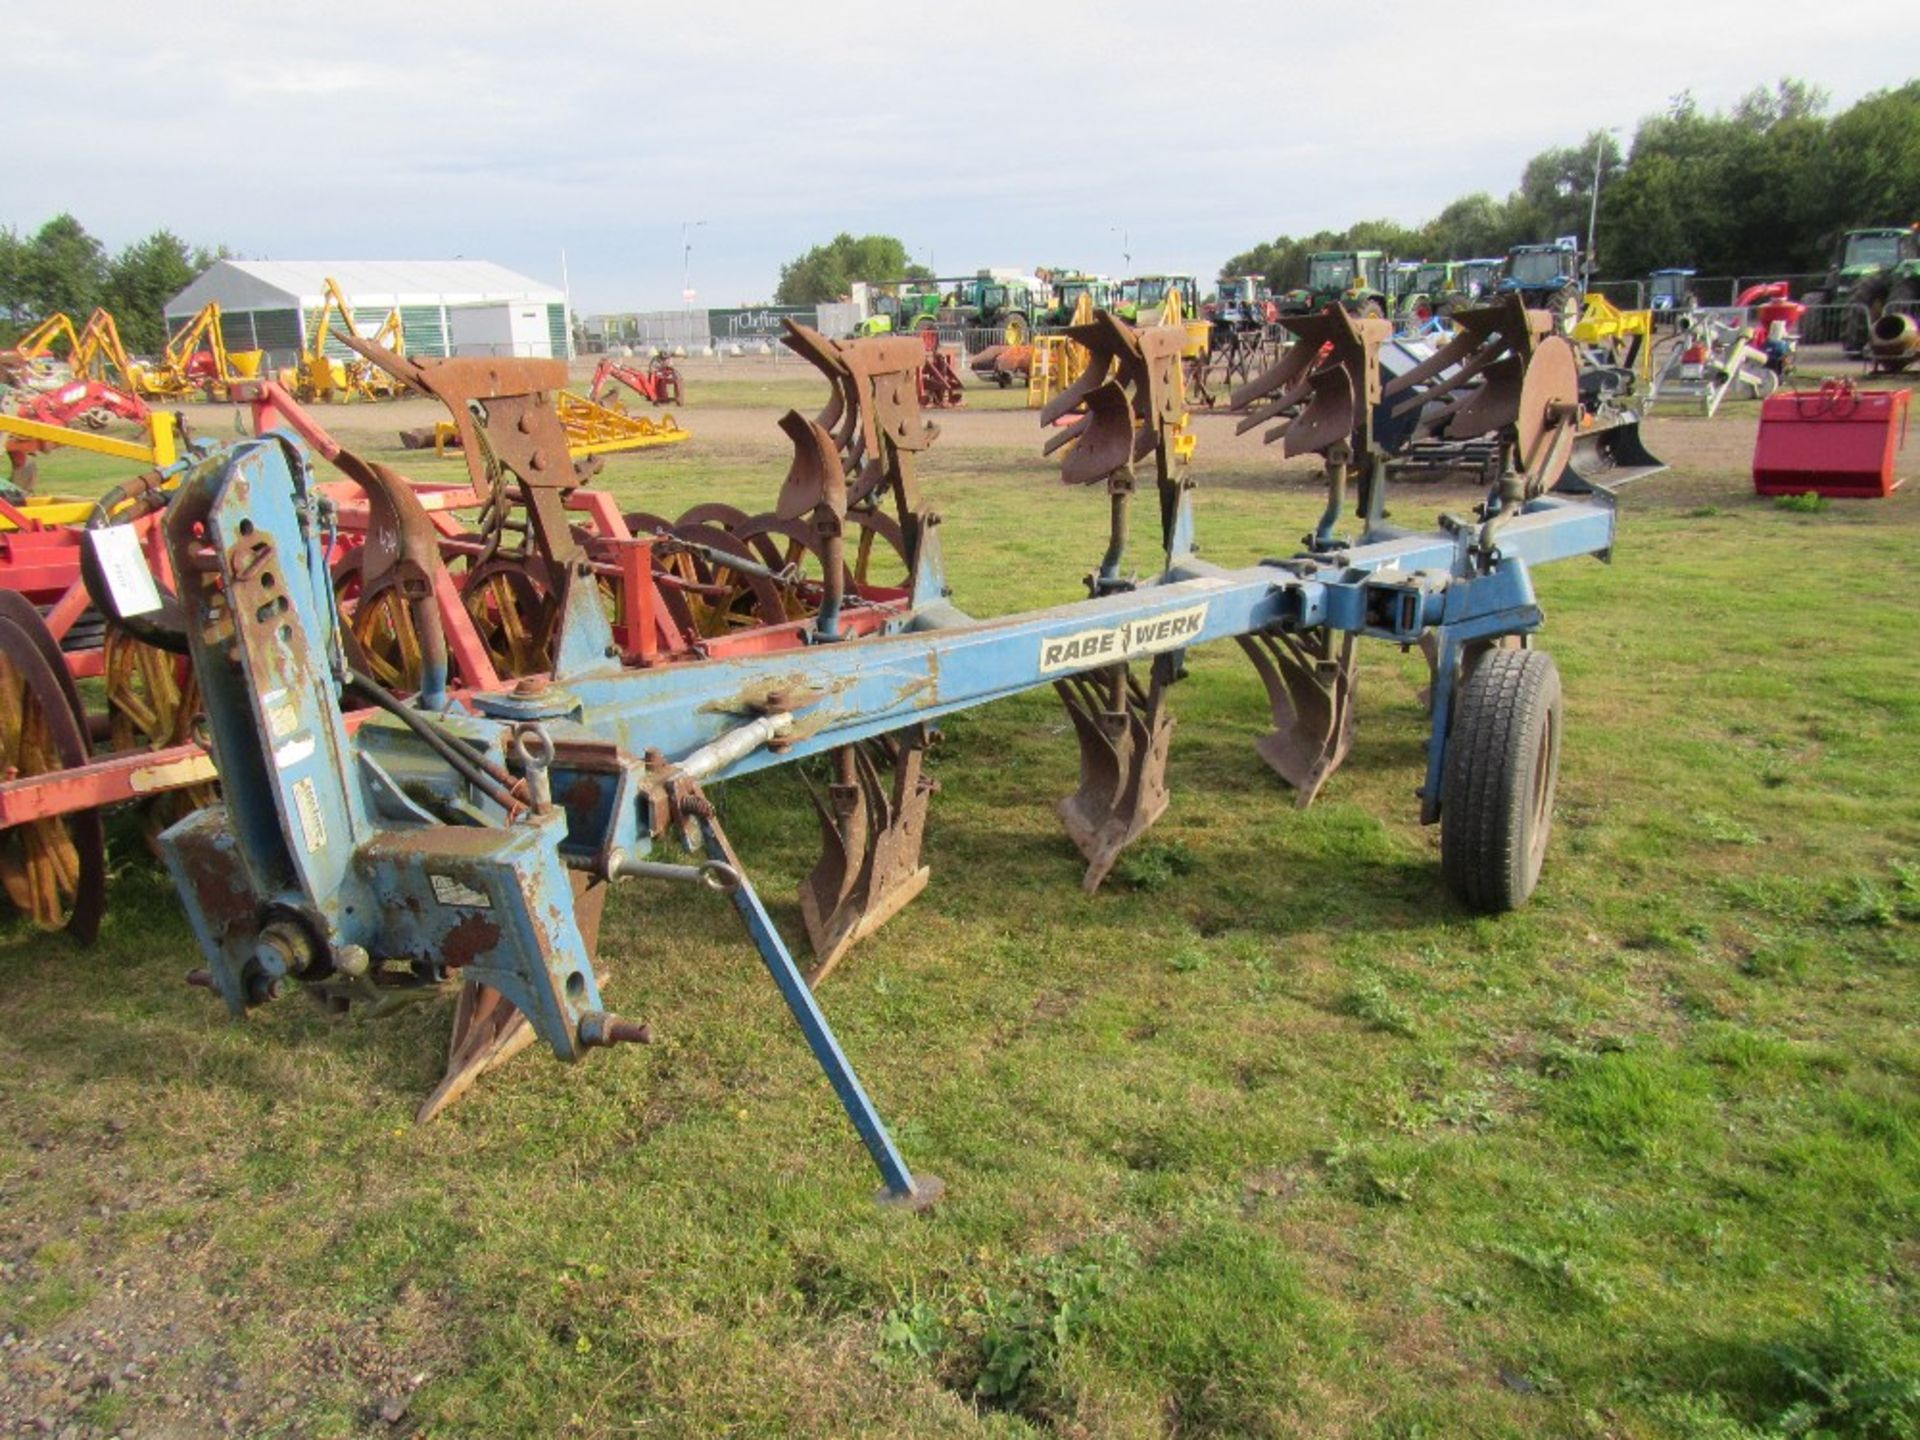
[
  {"x1": 1223, "y1": 79, "x2": 1919, "y2": 291},
  {"x1": 773, "y1": 233, "x2": 934, "y2": 306},
  {"x1": 0, "y1": 214, "x2": 228, "y2": 354}
]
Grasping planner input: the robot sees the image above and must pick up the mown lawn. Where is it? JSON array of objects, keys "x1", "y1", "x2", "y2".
[{"x1": 0, "y1": 390, "x2": 1915, "y2": 1438}]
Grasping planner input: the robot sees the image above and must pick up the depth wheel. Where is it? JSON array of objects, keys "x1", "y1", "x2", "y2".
[
  {"x1": 104, "y1": 626, "x2": 218, "y2": 843},
  {"x1": 0, "y1": 607, "x2": 107, "y2": 941},
  {"x1": 1440, "y1": 648, "x2": 1561, "y2": 913},
  {"x1": 461, "y1": 561, "x2": 555, "y2": 679}
]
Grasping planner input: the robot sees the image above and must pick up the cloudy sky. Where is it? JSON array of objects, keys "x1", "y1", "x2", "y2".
[{"x1": 8, "y1": 2, "x2": 1916, "y2": 313}]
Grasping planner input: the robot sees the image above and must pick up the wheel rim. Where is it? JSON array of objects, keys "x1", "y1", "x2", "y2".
[
  {"x1": 461, "y1": 563, "x2": 555, "y2": 678},
  {"x1": 1527, "y1": 708, "x2": 1558, "y2": 877},
  {"x1": 667, "y1": 523, "x2": 791, "y2": 635},
  {"x1": 348, "y1": 575, "x2": 427, "y2": 694},
  {"x1": 104, "y1": 627, "x2": 218, "y2": 832}
]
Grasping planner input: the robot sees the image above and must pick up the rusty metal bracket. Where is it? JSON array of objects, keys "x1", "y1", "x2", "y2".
[
  {"x1": 799, "y1": 726, "x2": 936, "y2": 985},
  {"x1": 1055, "y1": 657, "x2": 1176, "y2": 891}
]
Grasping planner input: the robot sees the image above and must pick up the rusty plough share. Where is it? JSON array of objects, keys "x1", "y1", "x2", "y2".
[{"x1": 156, "y1": 303, "x2": 1628, "y2": 1205}]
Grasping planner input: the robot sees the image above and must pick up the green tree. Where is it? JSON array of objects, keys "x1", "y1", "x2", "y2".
[
  {"x1": 774, "y1": 234, "x2": 928, "y2": 305},
  {"x1": 0, "y1": 226, "x2": 25, "y2": 338},
  {"x1": 19, "y1": 213, "x2": 107, "y2": 320},
  {"x1": 1221, "y1": 77, "x2": 1918, "y2": 290},
  {"x1": 102, "y1": 230, "x2": 219, "y2": 352},
  {"x1": 1422, "y1": 193, "x2": 1523, "y2": 261},
  {"x1": 1820, "y1": 80, "x2": 1920, "y2": 237}
]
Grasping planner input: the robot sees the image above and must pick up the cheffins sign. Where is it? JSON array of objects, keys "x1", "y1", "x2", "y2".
[{"x1": 1038, "y1": 603, "x2": 1209, "y2": 674}]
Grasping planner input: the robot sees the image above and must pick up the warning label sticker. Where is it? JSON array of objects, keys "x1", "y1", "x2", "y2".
[
  {"x1": 291, "y1": 777, "x2": 326, "y2": 855},
  {"x1": 1038, "y1": 603, "x2": 1209, "y2": 675},
  {"x1": 430, "y1": 874, "x2": 492, "y2": 909}
]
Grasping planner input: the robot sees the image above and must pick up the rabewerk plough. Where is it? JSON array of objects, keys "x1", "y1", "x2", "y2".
[{"x1": 156, "y1": 300, "x2": 1626, "y2": 1206}]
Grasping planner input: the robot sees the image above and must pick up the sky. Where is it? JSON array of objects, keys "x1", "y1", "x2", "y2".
[{"x1": 7, "y1": 2, "x2": 1917, "y2": 315}]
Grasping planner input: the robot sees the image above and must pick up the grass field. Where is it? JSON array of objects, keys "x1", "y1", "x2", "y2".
[{"x1": 1, "y1": 371, "x2": 1916, "y2": 1438}]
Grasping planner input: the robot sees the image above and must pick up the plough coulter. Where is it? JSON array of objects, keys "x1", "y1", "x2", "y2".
[{"x1": 154, "y1": 304, "x2": 1627, "y2": 1205}]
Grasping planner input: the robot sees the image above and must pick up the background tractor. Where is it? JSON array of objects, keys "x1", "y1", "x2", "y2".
[
  {"x1": 1209, "y1": 275, "x2": 1278, "y2": 328},
  {"x1": 1395, "y1": 261, "x2": 1468, "y2": 323},
  {"x1": 1283, "y1": 251, "x2": 1390, "y2": 318},
  {"x1": 859, "y1": 274, "x2": 1046, "y2": 344},
  {"x1": 1114, "y1": 274, "x2": 1198, "y2": 325},
  {"x1": 1801, "y1": 226, "x2": 1920, "y2": 351},
  {"x1": 1499, "y1": 239, "x2": 1584, "y2": 333},
  {"x1": 1649, "y1": 268, "x2": 1696, "y2": 322},
  {"x1": 1036, "y1": 274, "x2": 1115, "y2": 329}
]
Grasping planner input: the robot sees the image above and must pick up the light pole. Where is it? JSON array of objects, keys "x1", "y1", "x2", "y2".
[
  {"x1": 1111, "y1": 225, "x2": 1130, "y2": 274},
  {"x1": 682, "y1": 219, "x2": 707, "y2": 309},
  {"x1": 1585, "y1": 128, "x2": 1621, "y2": 280}
]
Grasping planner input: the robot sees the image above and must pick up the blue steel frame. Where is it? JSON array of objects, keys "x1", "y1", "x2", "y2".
[{"x1": 160, "y1": 433, "x2": 1615, "y2": 1202}]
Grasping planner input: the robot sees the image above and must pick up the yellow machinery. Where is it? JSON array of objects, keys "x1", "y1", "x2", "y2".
[
  {"x1": 0, "y1": 409, "x2": 183, "y2": 492},
  {"x1": 1027, "y1": 291, "x2": 1098, "y2": 410},
  {"x1": 130, "y1": 303, "x2": 263, "y2": 402},
  {"x1": 285, "y1": 278, "x2": 407, "y2": 402},
  {"x1": 73, "y1": 309, "x2": 139, "y2": 392},
  {"x1": 7, "y1": 313, "x2": 82, "y2": 362},
  {"x1": 1573, "y1": 294, "x2": 1654, "y2": 383},
  {"x1": 1027, "y1": 292, "x2": 1196, "y2": 462},
  {"x1": 1, "y1": 314, "x2": 83, "y2": 386},
  {"x1": 428, "y1": 392, "x2": 689, "y2": 460}
]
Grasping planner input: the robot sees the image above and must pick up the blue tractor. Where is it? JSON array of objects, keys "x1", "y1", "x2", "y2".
[{"x1": 1499, "y1": 238, "x2": 1584, "y2": 333}]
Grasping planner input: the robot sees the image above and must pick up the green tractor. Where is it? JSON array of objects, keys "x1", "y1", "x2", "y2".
[
  {"x1": 856, "y1": 273, "x2": 1046, "y2": 343},
  {"x1": 1394, "y1": 261, "x2": 1458, "y2": 324},
  {"x1": 854, "y1": 282, "x2": 945, "y2": 337},
  {"x1": 1282, "y1": 251, "x2": 1390, "y2": 319},
  {"x1": 1115, "y1": 274, "x2": 1200, "y2": 324},
  {"x1": 951, "y1": 275, "x2": 1046, "y2": 344},
  {"x1": 1803, "y1": 226, "x2": 1920, "y2": 351},
  {"x1": 1036, "y1": 273, "x2": 1115, "y2": 328}
]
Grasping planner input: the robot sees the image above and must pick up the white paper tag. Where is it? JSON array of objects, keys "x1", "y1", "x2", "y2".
[{"x1": 86, "y1": 526, "x2": 163, "y2": 618}]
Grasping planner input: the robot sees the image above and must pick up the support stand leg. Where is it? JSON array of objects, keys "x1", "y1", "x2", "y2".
[{"x1": 701, "y1": 811, "x2": 942, "y2": 1210}]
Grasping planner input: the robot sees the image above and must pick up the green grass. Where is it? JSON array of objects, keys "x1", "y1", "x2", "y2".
[{"x1": 0, "y1": 399, "x2": 1916, "y2": 1437}]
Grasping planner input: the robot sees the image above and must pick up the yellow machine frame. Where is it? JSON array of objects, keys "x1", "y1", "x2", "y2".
[
  {"x1": 1573, "y1": 295, "x2": 1654, "y2": 383},
  {"x1": 131, "y1": 302, "x2": 262, "y2": 401},
  {"x1": 73, "y1": 309, "x2": 139, "y2": 392},
  {"x1": 8, "y1": 313, "x2": 82, "y2": 362},
  {"x1": 428, "y1": 393, "x2": 689, "y2": 459},
  {"x1": 0, "y1": 410, "x2": 183, "y2": 501},
  {"x1": 290, "y1": 279, "x2": 407, "y2": 402}
]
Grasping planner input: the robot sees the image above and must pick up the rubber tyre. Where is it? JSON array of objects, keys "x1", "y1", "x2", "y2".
[
  {"x1": 1843, "y1": 277, "x2": 1887, "y2": 356},
  {"x1": 1800, "y1": 290, "x2": 1829, "y2": 343},
  {"x1": 1440, "y1": 647, "x2": 1561, "y2": 913}
]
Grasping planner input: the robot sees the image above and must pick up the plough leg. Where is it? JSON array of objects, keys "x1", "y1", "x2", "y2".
[
  {"x1": 1055, "y1": 659, "x2": 1175, "y2": 891},
  {"x1": 799, "y1": 727, "x2": 936, "y2": 985},
  {"x1": 415, "y1": 873, "x2": 608, "y2": 1123},
  {"x1": 699, "y1": 809, "x2": 942, "y2": 1209},
  {"x1": 1235, "y1": 629, "x2": 1358, "y2": 806}
]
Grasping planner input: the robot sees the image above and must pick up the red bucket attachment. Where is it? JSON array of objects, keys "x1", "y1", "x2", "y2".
[{"x1": 1753, "y1": 382, "x2": 1908, "y2": 499}]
